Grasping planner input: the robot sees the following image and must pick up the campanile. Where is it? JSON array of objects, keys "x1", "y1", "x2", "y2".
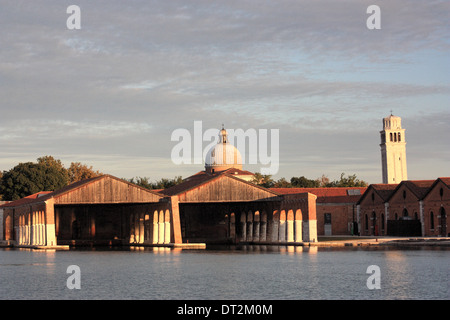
[{"x1": 380, "y1": 114, "x2": 408, "y2": 184}]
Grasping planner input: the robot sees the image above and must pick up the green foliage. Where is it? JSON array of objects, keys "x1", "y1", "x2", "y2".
[
  {"x1": 0, "y1": 156, "x2": 102, "y2": 201},
  {"x1": 0, "y1": 162, "x2": 68, "y2": 200},
  {"x1": 290, "y1": 176, "x2": 320, "y2": 188},
  {"x1": 128, "y1": 176, "x2": 183, "y2": 190}
]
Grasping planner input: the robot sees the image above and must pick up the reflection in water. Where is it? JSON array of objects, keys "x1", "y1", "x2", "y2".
[{"x1": 0, "y1": 246, "x2": 448, "y2": 300}]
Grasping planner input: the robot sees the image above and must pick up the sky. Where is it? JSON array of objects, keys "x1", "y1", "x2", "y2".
[{"x1": 0, "y1": 0, "x2": 449, "y2": 184}]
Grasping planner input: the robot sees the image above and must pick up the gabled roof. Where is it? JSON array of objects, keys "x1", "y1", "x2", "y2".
[
  {"x1": 422, "y1": 177, "x2": 450, "y2": 200},
  {"x1": 398, "y1": 180, "x2": 435, "y2": 200},
  {"x1": 160, "y1": 170, "x2": 280, "y2": 201},
  {"x1": 357, "y1": 184, "x2": 398, "y2": 205},
  {"x1": 0, "y1": 175, "x2": 163, "y2": 208}
]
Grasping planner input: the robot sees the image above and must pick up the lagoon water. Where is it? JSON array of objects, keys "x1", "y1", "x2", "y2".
[{"x1": 0, "y1": 245, "x2": 448, "y2": 300}]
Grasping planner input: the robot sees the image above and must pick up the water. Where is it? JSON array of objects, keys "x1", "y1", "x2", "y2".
[{"x1": 0, "y1": 245, "x2": 448, "y2": 300}]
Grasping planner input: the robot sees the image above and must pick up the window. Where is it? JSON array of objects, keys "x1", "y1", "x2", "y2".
[
  {"x1": 440, "y1": 188, "x2": 444, "y2": 198},
  {"x1": 398, "y1": 132, "x2": 401, "y2": 142},
  {"x1": 430, "y1": 212, "x2": 435, "y2": 230},
  {"x1": 394, "y1": 133, "x2": 397, "y2": 142},
  {"x1": 324, "y1": 213, "x2": 331, "y2": 225},
  {"x1": 390, "y1": 132, "x2": 393, "y2": 142},
  {"x1": 365, "y1": 215, "x2": 368, "y2": 231}
]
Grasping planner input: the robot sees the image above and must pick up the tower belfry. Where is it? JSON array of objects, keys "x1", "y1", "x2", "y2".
[{"x1": 380, "y1": 114, "x2": 408, "y2": 184}]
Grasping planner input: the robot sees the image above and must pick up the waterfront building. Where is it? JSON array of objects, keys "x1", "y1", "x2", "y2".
[
  {"x1": 358, "y1": 178, "x2": 450, "y2": 236},
  {"x1": 0, "y1": 128, "x2": 318, "y2": 247}
]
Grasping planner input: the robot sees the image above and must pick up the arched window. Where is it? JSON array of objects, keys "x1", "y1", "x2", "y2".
[
  {"x1": 430, "y1": 212, "x2": 434, "y2": 230},
  {"x1": 390, "y1": 132, "x2": 393, "y2": 142},
  {"x1": 398, "y1": 132, "x2": 401, "y2": 142},
  {"x1": 394, "y1": 133, "x2": 397, "y2": 142},
  {"x1": 402, "y1": 208, "x2": 409, "y2": 217}
]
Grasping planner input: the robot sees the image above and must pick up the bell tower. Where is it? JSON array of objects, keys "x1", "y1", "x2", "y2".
[{"x1": 380, "y1": 113, "x2": 408, "y2": 184}]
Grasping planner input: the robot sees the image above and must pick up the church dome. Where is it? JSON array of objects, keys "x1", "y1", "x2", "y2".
[{"x1": 205, "y1": 126, "x2": 242, "y2": 173}]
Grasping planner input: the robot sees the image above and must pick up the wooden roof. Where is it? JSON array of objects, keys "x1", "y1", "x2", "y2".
[
  {"x1": 160, "y1": 171, "x2": 281, "y2": 202},
  {"x1": 0, "y1": 175, "x2": 164, "y2": 208}
]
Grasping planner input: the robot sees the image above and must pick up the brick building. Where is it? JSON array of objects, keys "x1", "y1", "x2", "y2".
[
  {"x1": 357, "y1": 178, "x2": 449, "y2": 237},
  {"x1": 271, "y1": 187, "x2": 367, "y2": 236}
]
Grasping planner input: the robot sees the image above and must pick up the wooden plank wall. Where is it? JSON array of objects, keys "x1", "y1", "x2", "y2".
[
  {"x1": 178, "y1": 175, "x2": 281, "y2": 202},
  {"x1": 54, "y1": 176, "x2": 162, "y2": 204}
]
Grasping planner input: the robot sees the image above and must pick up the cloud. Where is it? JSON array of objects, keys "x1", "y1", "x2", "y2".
[{"x1": 0, "y1": 0, "x2": 448, "y2": 182}]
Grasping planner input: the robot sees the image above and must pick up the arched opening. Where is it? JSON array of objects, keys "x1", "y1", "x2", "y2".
[
  {"x1": 279, "y1": 210, "x2": 286, "y2": 242},
  {"x1": 439, "y1": 207, "x2": 447, "y2": 237},
  {"x1": 164, "y1": 209, "x2": 171, "y2": 244},
  {"x1": 253, "y1": 211, "x2": 260, "y2": 242},
  {"x1": 365, "y1": 214, "x2": 369, "y2": 233},
  {"x1": 260, "y1": 211, "x2": 267, "y2": 242},
  {"x1": 239, "y1": 212, "x2": 247, "y2": 242},
  {"x1": 402, "y1": 208, "x2": 409, "y2": 218},
  {"x1": 158, "y1": 210, "x2": 165, "y2": 244},
  {"x1": 152, "y1": 210, "x2": 159, "y2": 244},
  {"x1": 372, "y1": 212, "x2": 377, "y2": 236},
  {"x1": 246, "y1": 211, "x2": 253, "y2": 242},
  {"x1": 430, "y1": 211, "x2": 435, "y2": 230},
  {"x1": 294, "y1": 209, "x2": 302, "y2": 242},
  {"x1": 286, "y1": 210, "x2": 294, "y2": 242}
]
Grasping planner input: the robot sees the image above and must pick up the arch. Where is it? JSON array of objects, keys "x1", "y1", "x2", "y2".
[
  {"x1": 390, "y1": 132, "x2": 393, "y2": 142},
  {"x1": 402, "y1": 208, "x2": 409, "y2": 218},
  {"x1": 246, "y1": 211, "x2": 253, "y2": 242},
  {"x1": 269, "y1": 210, "x2": 279, "y2": 242},
  {"x1": 364, "y1": 214, "x2": 369, "y2": 232},
  {"x1": 430, "y1": 211, "x2": 435, "y2": 230},
  {"x1": 164, "y1": 209, "x2": 171, "y2": 244},
  {"x1": 5, "y1": 214, "x2": 12, "y2": 241},
  {"x1": 372, "y1": 212, "x2": 377, "y2": 236},
  {"x1": 229, "y1": 212, "x2": 236, "y2": 240},
  {"x1": 398, "y1": 132, "x2": 401, "y2": 142},
  {"x1": 240, "y1": 211, "x2": 247, "y2": 242},
  {"x1": 253, "y1": 211, "x2": 260, "y2": 242},
  {"x1": 439, "y1": 207, "x2": 447, "y2": 237},
  {"x1": 158, "y1": 210, "x2": 165, "y2": 244},
  {"x1": 260, "y1": 211, "x2": 267, "y2": 242},
  {"x1": 279, "y1": 210, "x2": 286, "y2": 242},
  {"x1": 294, "y1": 209, "x2": 302, "y2": 243},
  {"x1": 286, "y1": 210, "x2": 294, "y2": 242}
]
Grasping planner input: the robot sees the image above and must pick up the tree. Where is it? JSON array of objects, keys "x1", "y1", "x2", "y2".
[
  {"x1": 326, "y1": 173, "x2": 368, "y2": 187},
  {"x1": 127, "y1": 176, "x2": 183, "y2": 190},
  {"x1": 290, "y1": 176, "x2": 320, "y2": 188},
  {"x1": 0, "y1": 162, "x2": 68, "y2": 200},
  {"x1": 272, "y1": 177, "x2": 292, "y2": 188},
  {"x1": 68, "y1": 162, "x2": 102, "y2": 183},
  {"x1": 251, "y1": 172, "x2": 274, "y2": 188}
]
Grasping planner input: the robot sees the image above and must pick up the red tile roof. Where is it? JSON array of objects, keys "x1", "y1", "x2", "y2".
[
  {"x1": 0, "y1": 191, "x2": 53, "y2": 208},
  {"x1": 270, "y1": 187, "x2": 367, "y2": 203}
]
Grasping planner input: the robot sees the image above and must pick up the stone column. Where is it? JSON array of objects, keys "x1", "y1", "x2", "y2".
[
  {"x1": 152, "y1": 211, "x2": 159, "y2": 244},
  {"x1": 253, "y1": 211, "x2": 260, "y2": 243},
  {"x1": 240, "y1": 213, "x2": 246, "y2": 242},
  {"x1": 260, "y1": 211, "x2": 267, "y2": 242},
  {"x1": 158, "y1": 211, "x2": 165, "y2": 244},
  {"x1": 164, "y1": 210, "x2": 171, "y2": 244},
  {"x1": 246, "y1": 211, "x2": 253, "y2": 242}
]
